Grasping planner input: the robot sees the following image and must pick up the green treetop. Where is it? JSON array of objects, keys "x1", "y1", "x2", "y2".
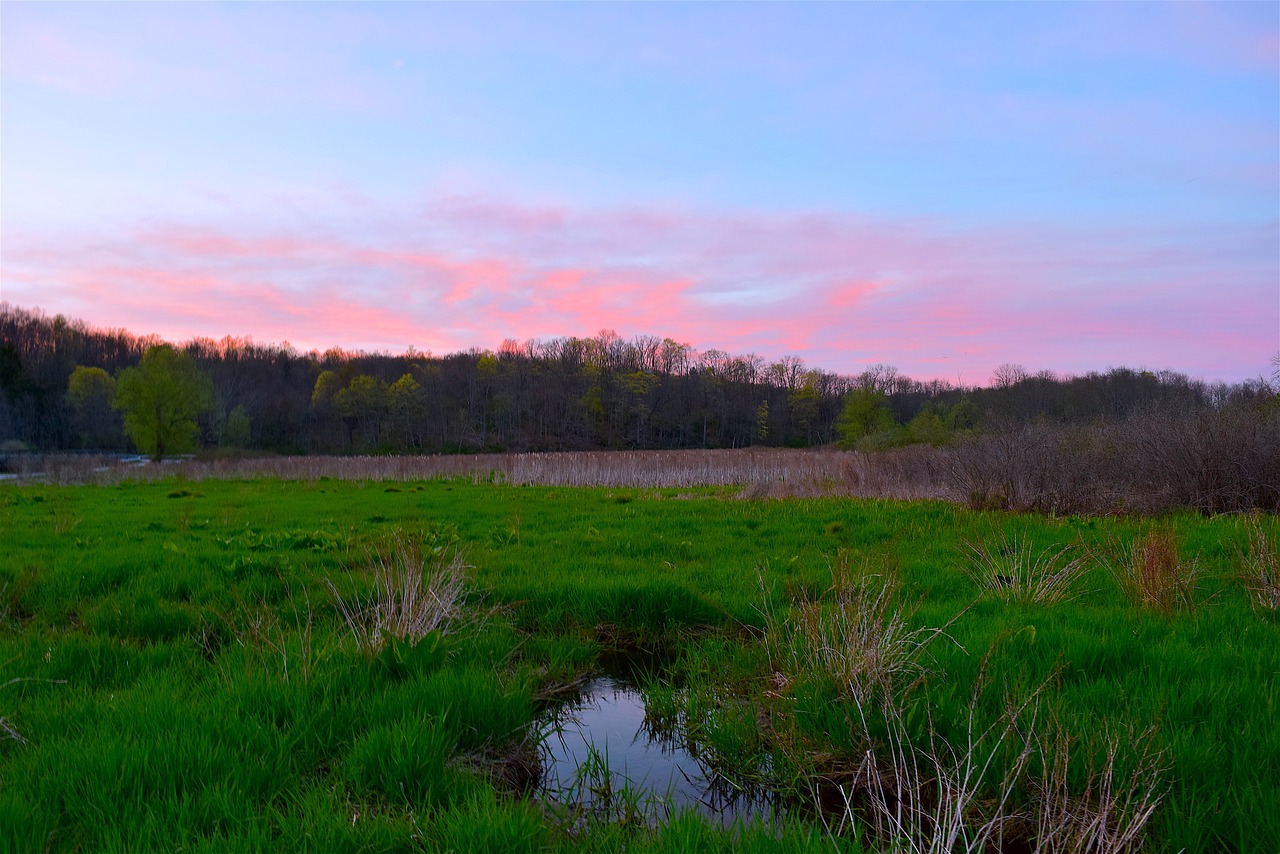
[{"x1": 114, "y1": 345, "x2": 214, "y2": 461}]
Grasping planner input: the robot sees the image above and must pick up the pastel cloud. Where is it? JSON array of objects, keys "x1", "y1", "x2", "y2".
[{"x1": 3, "y1": 195, "x2": 1273, "y2": 383}]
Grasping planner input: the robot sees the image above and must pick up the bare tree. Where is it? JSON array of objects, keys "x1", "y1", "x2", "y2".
[{"x1": 991, "y1": 363, "x2": 1029, "y2": 389}]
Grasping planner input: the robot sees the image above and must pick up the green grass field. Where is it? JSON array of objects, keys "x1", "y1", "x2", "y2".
[{"x1": 1, "y1": 476, "x2": 1276, "y2": 852}]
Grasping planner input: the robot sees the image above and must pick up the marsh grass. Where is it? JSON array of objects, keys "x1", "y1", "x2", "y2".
[
  {"x1": 765, "y1": 573, "x2": 943, "y2": 708},
  {"x1": 1236, "y1": 516, "x2": 1280, "y2": 615},
  {"x1": 1, "y1": 676, "x2": 61, "y2": 744},
  {"x1": 220, "y1": 582, "x2": 316, "y2": 684},
  {"x1": 962, "y1": 531, "x2": 1090, "y2": 605},
  {"x1": 342, "y1": 715, "x2": 466, "y2": 807},
  {"x1": 758, "y1": 566, "x2": 1170, "y2": 853},
  {"x1": 30, "y1": 447, "x2": 952, "y2": 500},
  {"x1": 1099, "y1": 530, "x2": 1203, "y2": 613},
  {"x1": 561, "y1": 742, "x2": 651, "y2": 829},
  {"x1": 757, "y1": 560, "x2": 1047, "y2": 850},
  {"x1": 327, "y1": 532, "x2": 475, "y2": 654},
  {"x1": 0, "y1": 477, "x2": 1275, "y2": 852},
  {"x1": 822, "y1": 664, "x2": 1168, "y2": 854}
]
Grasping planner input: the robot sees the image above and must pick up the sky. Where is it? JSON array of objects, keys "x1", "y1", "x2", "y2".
[{"x1": 2, "y1": 2, "x2": 1277, "y2": 386}]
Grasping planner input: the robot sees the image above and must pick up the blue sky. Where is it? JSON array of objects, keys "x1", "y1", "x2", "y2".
[{"x1": 2, "y1": 2, "x2": 1276, "y2": 383}]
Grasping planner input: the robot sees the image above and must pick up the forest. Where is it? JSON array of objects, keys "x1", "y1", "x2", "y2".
[{"x1": 4, "y1": 302, "x2": 1273, "y2": 462}]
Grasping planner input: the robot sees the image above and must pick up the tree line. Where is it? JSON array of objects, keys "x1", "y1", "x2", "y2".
[{"x1": 1, "y1": 302, "x2": 1274, "y2": 460}]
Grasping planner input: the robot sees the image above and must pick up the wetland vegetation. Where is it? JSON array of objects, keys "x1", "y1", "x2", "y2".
[{"x1": 1, "y1": 469, "x2": 1276, "y2": 852}]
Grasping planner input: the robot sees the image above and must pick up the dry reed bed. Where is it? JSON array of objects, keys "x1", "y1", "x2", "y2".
[{"x1": 17, "y1": 448, "x2": 955, "y2": 499}]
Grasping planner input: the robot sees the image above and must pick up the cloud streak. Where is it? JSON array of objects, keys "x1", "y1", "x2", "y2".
[{"x1": 3, "y1": 194, "x2": 1273, "y2": 383}]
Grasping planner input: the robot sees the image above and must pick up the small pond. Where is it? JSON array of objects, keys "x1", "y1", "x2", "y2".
[{"x1": 536, "y1": 675, "x2": 777, "y2": 826}]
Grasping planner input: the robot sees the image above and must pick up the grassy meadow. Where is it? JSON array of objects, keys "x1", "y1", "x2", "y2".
[{"x1": 0, "y1": 465, "x2": 1277, "y2": 852}]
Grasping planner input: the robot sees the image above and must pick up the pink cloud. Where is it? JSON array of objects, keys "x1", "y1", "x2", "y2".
[
  {"x1": 827, "y1": 281, "x2": 881, "y2": 309},
  {"x1": 1, "y1": 197, "x2": 1274, "y2": 384}
]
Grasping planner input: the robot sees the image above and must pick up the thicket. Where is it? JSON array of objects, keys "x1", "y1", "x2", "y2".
[
  {"x1": 945, "y1": 400, "x2": 1280, "y2": 515},
  {"x1": 4, "y1": 303, "x2": 1273, "y2": 466}
]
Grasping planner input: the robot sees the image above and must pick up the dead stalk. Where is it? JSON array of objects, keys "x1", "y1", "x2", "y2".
[
  {"x1": 760, "y1": 567, "x2": 1168, "y2": 852},
  {"x1": 1032, "y1": 725, "x2": 1168, "y2": 853},
  {"x1": 1237, "y1": 516, "x2": 1280, "y2": 613},
  {"x1": 844, "y1": 662, "x2": 1043, "y2": 854}
]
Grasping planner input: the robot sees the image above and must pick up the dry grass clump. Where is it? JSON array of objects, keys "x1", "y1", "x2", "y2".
[
  {"x1": 1236, "y1": 516, "x2": 1280, "y2": 614},
  {"x1": 844, "y1": 682, "x2": 1040, "y2": 854},
  {"x1": 762, "y1": 561, "x2": 950, "y2": 708},
  {"x1": 328, "y1": 533, "x2": 474, "y2": 653},
  {"x1": 962, "y1": 531, "x2": 1090, "y2": 605},
  {"x1": 1031, "y1": 725, "x2": 1168, "y2": 854},
  {"x1": 834, "y1": 680, "x2": 1167, "y2": 854},
  {"x1": 1098, "y1": 530, "x2": 1202, "y2": 614},
  {"x1": 756, "y1": 553, "x2": 1167, "y2": 853}
]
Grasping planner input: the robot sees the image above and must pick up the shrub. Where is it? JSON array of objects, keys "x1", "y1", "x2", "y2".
[
  {"x1": 835, "y1": 389, "x2": 898, "y2": 450},
  {"x1": 946, "y1": 421, "x2": 1128, "y2": 515},
  {"x1": 946, "y1": 402, "x2": 1280, "y2": 516}
]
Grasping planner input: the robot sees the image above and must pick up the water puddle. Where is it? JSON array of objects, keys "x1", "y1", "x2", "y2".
[{"x1": 537, "y1": 675, "x2": 777, "y2": 826}]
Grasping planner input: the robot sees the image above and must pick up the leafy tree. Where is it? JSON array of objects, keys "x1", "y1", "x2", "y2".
[
  {"x1": 788, "y1": 379, "x2": 820, "y2": 445},
  {"x1": 221, "y1": 404, "x2": 252, "y2": 448},
  {"x1": 334, "y1": 374, "x2": 389, "y2": 448},
  {"x1": 67, "y1": 366, "x2": 115, "y2": 406},
  {"x1": 946, "y1": 398, "x2": 983, "y2": 432},
  {"x1": 114, "y1": 345, "x2": 213, "y2": 461},
  {"x1": 311, "y1": 370, "x2": 344, "y2": 409},
  {"x1": 66, "y1": 366, "x2": 120, "y2": 448},
  {"x1": 581, "y1": 385, "x2": 605, "y2": 423},
  {"x1": 835, "y1": 389, "x2": 896, "y2": 449},
  {"x1": 906, "y1": 404, "x2": 950, "y2": 446},
  {"x1": 619, "y1": 371, "x2": 659, "y2": 444},
  {"x1": 388, "y1": 373, "x2": 428, "y2": 448}
]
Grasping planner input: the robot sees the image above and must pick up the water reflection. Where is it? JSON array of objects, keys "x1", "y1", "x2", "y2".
[{"x1": 537, "y1": 676, "x2": 775, "y2": 826}]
